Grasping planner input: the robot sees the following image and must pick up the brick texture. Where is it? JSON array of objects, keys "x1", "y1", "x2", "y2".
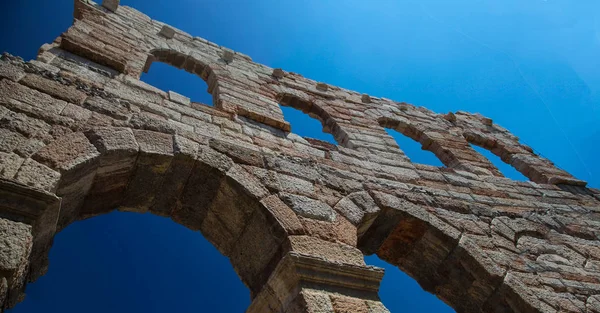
[{"x1": 0, "y1": 2, "x2": 598, "y2": 313}]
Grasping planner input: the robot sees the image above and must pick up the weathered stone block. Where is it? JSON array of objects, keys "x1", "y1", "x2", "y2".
[
  {"x1": 81, "y1": 127, "x2": 139, "y2": 215},
  {"x1": 230, "y1": 209, "x2": 284, "y2": 293},
  {"x1": 168, "y1": 90, "x2": 190, "y2": 106},
  {"x1": 260, "y1": 195, "x2": 305, "y2": 235},
  {"x1": 150, "y1": 135, "x2": 197, "y2": 216},
  {"x1": 14, "y1": 158, "x2": 61, "y2": 192},
  {"x1": 0, "y1": 61, "x2": 25, "y2": 81},
  {"x1": 0, "y1": 152, "x2": 24, "y2": 180},
  {"x1": 83, "y1": 97, "x2": 131, "y2": 121},
  {"x1": 316, "y1": 82, "x2": 328, "y2": 91},
  {"x1": 102, "y1": 0, "x2": 119, "y2": 12},
  {"x1": 286, "y1": 235, "x2": 364, "y2": 266},
  {"x1": 0, "y1": 218, "x2": 32, "y2": 308},
  {"x1": 0, "y1": 79, "x2": 67, "y2": 115},
  {"x1": 174, "y1": 148, "x2": 231, "y2": 229},
  {"x1": 279, "y1": 192, "x2": 335, "y2": 222},
  {"x1": 0, "y1": 219, "x2": 32, "y2": 276},
  {"x1": 221, "y1": 48, "x2": 234, "y2": 63},
  {"x1": 20, "y1": 74, "x2": 87, "y2": 105},
  {"x1": 120, "y1": 130, "x2": 173, "y2": 212},
  {"x1": 272, "y1": 68, "x2": 285, "y2": 79},
  {"x1": 32, "y1": 132, "x2": 99, "y2": 173},
  {"x1": 361, "y1": 94, "x2": 371, "y2": 103},
  {"x1": 209, "y1": 138, "x2": 263, "y2": 167},
  {"x1": 331, "y1": 295, "x2": 370, "y2": 313},
  {"x1": 158, "y1": 25, "x2": 175, "y2": 39}
]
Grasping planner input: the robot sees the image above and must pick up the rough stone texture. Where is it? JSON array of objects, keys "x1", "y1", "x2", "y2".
[
  {"x1": 101, "y1": 0, "x2": 119, "y2": 12},
  {"x1": 0, "y1": 219, "x2": 33, "y2": 308},
  {"x1": 168, "y1": 90, "x2": 190, "y2": 106},
  {"x1": 0, "y1": 2, "x2": 599, "y2": 312}
]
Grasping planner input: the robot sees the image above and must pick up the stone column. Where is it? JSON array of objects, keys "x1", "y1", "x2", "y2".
[
  {"x1": 0, "y1": 180, "x2": 60, "y2": 310},
  {"x1": 247, "y1": 237, "x2": 389, "y2": 313}
]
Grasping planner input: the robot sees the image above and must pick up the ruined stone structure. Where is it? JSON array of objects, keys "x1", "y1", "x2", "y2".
[{"x1": 0, "y1": 1, "x2": 599, "y2": 312}]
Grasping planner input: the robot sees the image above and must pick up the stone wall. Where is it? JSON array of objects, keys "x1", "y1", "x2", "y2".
[{"x1": 0, "y1": 1, "x2": 599, "y2": 312}]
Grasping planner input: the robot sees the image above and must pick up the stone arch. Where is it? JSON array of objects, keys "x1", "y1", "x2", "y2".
[
  {"x1": 453, "y1": 111, "x2": 586, "y2": 186},
  {"x1": 142, "y1": 49, "x2": 216, "y2": 106},
  {"x1": 379, "y1": 116, "x2": 503, "y2": 176},
  {"x1": 355, "y1": 189, "x2": 554, "y2": 313},
  {"x1": 5, "y1": 128, "x2": 291, "y2": 306},
  {"x1": 278, "y1": 93, "x2": 346, "y2": 145}
]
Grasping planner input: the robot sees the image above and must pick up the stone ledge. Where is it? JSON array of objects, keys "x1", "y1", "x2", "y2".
[
  {"x1": 248, "y1": 251, "x2": 384, "y2": 313},
  {"x1": 0, "y1": 179, "x2": 59, "y2": 223},
  {"x1": 289, "y1": 252, "x2": 384, "y2": 294}
]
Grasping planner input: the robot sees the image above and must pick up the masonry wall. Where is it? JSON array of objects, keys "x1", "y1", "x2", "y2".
[{"x1": 0, "y1": 1, "x2": 599, "y2": 312}]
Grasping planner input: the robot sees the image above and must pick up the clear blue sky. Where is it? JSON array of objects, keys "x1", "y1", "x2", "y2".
[{"x1": 2, "y1": 1, "x2": 599, "y2": 312}]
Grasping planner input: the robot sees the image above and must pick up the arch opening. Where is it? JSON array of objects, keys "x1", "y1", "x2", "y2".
[
  {"x1": 378, "y1": 118, "x2": 446, "y2": 167},
  {"x1": 364, "y1": 255, "x2": 455, "y2": 312},
  {"x1": 469, "y1": 143, "x2": 529, "y2": 181},
  {"x1": 278, "y1": 94, "x2": 340, "y2": 145},
  {"x1": 6, "y1": 129, "x2": 290, "y2": 312},
  {"x1": 383, "y1": 128, "x2": 444, "y2": 167},
  {"x1": 7, "y1": 211, "x2": 249, "y2": 313},
  {"x1": 142, "y1": 49, "x2": 214, "y2": 107}
]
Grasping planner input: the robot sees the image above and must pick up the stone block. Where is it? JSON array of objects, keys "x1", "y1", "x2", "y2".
[
  {"x1": 0, "y1": 79, "x2": 66, "y2": 115},
  {"x1": 168, "y1": 91, "x2": 191, "y2": 106},
  {"x1": 102, "y1": 0, "x2": 119, "y2": 12},
  {"x1": 225, "y1": 165, "x2": 270, "y2": 200},
  {"x1": 299, "y1": 214, "x2": 357, "y2": 246},
  {"x1": 272, "y1": 68, "x2": 285, "y2": 79},
  {"x1": 0, "y1": 219, "x2": 32, "y2": 276},
  {"x1": 60, "y1": 103, "x2": 92, "y2": 122},
  {"x1": 158, "y1": 25, "x2": 175, "y2": 39},
  {"x1": 209, "y1": 138, "x2": 264, "y2": 167},
  {"x1": 276, "y1": 173, "x2": 315, "y2": 197},
  {"x1": 206, "y1": 176, "x2": 260, "y2": 242},
  {"x1": 366, "y1": 301, "x2": 391, "y2": 313},
  {"x1": 222, "y1": 48, "x2": 234, "y2": 63},
  {"x1": 20, "y1": 74, "x2": 87, "y2": 105},
  {"x1": 81, "y1": 127, "x2": 139, "y2": 215},
  {"x1": 287, "y1": 235, "x2": 364, "y2": 266},
  {"x1": 361, "y1": 94, "x2": 371, "y2": 103},
  {"x1": 32, "y1": 132, "x2": 100, "y2": 173},
  {"x1": 0, "y1": 218, "x2": 32, "y2": 308},
  {"x1": 331, "y1": 295, "x2": 370, "y2": 313},
  {"x1": 83, "y1": 97, "x2": 131, "y2": 121},
  {"x1": 0, "y1": 129, "x2": 26, "y2": 153},
  {"x1": 260, "y1": 195, "x2": 305, "y2": 235},
  {"x1": 230, "y1": 209, "x2": 284, "y2": 293},
  {"x1": 333, "y1": 196, "x2": 364, "y2": 225},
  {"x1": 198, "y1": 210, "x2": 235, "y2": 254},
  {"x1": 14, "y1": 158, "x2": 61, "y2": 192},
  {"x1": 0, "y1": 277, "x2": 6, "y2": 310},
  {"x1": 0, "y1": 152, "x2": 24, "y2": 180},
  {"x1": 120, "y1": 130, "x2": 173, "y2": 212},
  {"x1": 0, "y1": 61, "x2": 25, "y2": 81},
  {"x1": 293, "y1": 290, "x2": 335, "y2": 313},
  {"x1": 279, "y1": 193, "x2": 335, "y2": 222},
  {"x1": 174, "y1": 148, "x2": 231, "y2": 229},
  {"x1": 150, "y1": 135, "x2": 198, "y2": 216},
  {"x1": 316, "y1": 82, "x2": 328, "y2": 91}
]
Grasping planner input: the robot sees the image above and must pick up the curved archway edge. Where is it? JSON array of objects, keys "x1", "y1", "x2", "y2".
[{"x1": 0, "y1": 1, "x2": 599, "y2": 312}]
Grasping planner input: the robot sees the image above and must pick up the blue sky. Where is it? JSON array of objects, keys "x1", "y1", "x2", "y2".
[{"x1": 2, "y1": 0, "x2": 599, "y2": 312}]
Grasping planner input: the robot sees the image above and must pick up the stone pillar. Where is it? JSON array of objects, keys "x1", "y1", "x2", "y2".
[
  {"x1": 247, "y1": 239, "x2": 389, "y2": 313},
  {"x1": 0, "y1": 180, "x2": 60, "y2": 310}
]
